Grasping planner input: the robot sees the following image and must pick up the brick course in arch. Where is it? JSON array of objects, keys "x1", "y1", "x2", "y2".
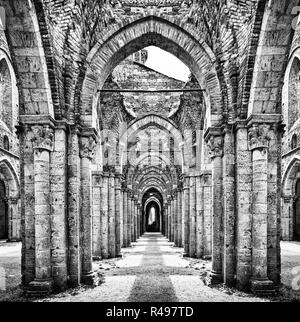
[{"x1": 79, "y1": 17, "x2": 223, "y2": 127}]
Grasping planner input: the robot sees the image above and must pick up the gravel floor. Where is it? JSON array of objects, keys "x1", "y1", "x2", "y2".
[{"x1": 0, "y1": 236, "x2": 300, "y2": 302}]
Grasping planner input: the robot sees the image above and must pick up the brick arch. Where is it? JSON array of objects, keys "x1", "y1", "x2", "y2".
[
  {"x1": 144, "y1": 197, "x2": 162, "y2": 213},
  {"x1": 0, "y1": 50, "x2": 19, "y2": 132},
  {"x1": 119, "y1": 114, "x2": 185, "y2": 169},
  {"x1": 80, "y1": 16, "x2": 223, "y2": 127},
  {"x1": 139, "y1": 182, "x2": 167, "y2": 203},
  {"x1": 0, "y1": 158, "x2": 20, "y2": 199},
  {"x1": 1, "y1": 1, "x2": 54, "y2": 117},
  {"x1": 247, "y1": 0, "x2": 299, "y2": 117},
  {"x1": 282, "y1": 156, "x2": 300, "y2": 197},
  {"x1": 134, "y1": 172, "x2": 172, "y2": 194},
  {"x1": 283, "y1": 49, "x2": 300, "y2": 131},
  {"x1": 132, "y1": 168, "x2": 172, "y2": 186}
]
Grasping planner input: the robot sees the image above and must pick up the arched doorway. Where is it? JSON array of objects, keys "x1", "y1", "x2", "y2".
[
  {"x1": 145, "y1": 202, "x2": 160, "y2": 233},
  {"x1": 294, "y1": 179, "x2": 300, "y2": 241},
  {"x1": 141, "y1": 188, "x2": 164, "y2": 236},
  {"x1": 0, "y1": 180, "x2": 8, "y2": 240}
]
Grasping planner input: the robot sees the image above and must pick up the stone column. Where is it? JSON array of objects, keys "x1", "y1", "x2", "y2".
[
  {"x1": 183, "y1": 177, "x2": 190, "y2": 256},
  {"x1": 202, "y1": 173, "x2": 212, "y2": 258},
  {"x1": 235, "y1": 122, "x2": 252, "y2": 289},
  {"x1": 131, "y1": 197, "x2": 135, "y2": 242},
  {"x1": 189, "y1": 176, "x2": 196, "y2": 258},
  {"x1": 29, "y1": 124, "x2": 54, "y2": 295},
  {"x1": 282, "y1": 196, "x2": 293, "y2": 241},
  {"x1": 128, "y1": 192, "x2": 132, "y2": 245},
  {"x1": 137, "y1": 204, "x2": 141, "y2": 238},
  {"x1": 123, "y1": 189, "x2": 128, "y2": 247},
  {"x1": 171, "y1": 196, "x2": 175, "y2": 242},
  {"x1": 80, "y1": 132, "x2": 97, "y2": 285},
  {"x1": 205, "y1": 129, "x2": 224, "y2": 284},
  {"x1": 50, "y1": 124, "x2": 68, "y2": 291},
  {"x1": 134, "y1": 202, "x2": 138, "y2": 242},
  {"x1": 177, "y1": 189, "x2": 183, "y2": 247},
  {"x1": 168, "y1": 199, "x2": 172, "y2": 241},
  {"x1": 101, "y1": 173, "x2": 109, "y2": 259},
  {"x1": 174, "y1": 194, "x2": 178, "y2": 246},
  {"x1": 115, "y1": 174, "x2": 122, "y2": 257},
  {"x1": 223, "y1": 126, "x2": 236, "y2": 286},
  {"x1": 195, "y1": 175, "x2": 203, "y2": 258},
  {"x1": 164, "y1": 203, "x2": 168, "y2": 237},
  {"x1": 92, "y1": 173, "x2": 102, "y2": 259},
  {"x1": 67, "y1": 125, "x2": 81, "y2": 287},
  {"x1": 248, "y1": 123, "x2": 274, "y2": 294},
  {"x1": 108, "y1": 172, "x2": 116, "y2": 258},
  {"x1": 20, "y1": 124, "x2": 35, "y2": 286}
]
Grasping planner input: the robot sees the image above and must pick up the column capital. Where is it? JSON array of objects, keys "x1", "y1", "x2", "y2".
[
  {"x1": 248, "y1": 123, "x2": 273, "y2": 151},
  {"x1": 31, "y1": 124, "x2": 55, "y2": 152},
  {"x1": 204, "y1": 127, "x2": 224, "y2": 159},
  {"x1": 79, "y1": 135, "x2": 97, "y2": 160}
]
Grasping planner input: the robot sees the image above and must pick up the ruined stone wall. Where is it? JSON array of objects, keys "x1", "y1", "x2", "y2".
[{"x1": 113, "y1": 59, "x2": 184, "y2": 118}]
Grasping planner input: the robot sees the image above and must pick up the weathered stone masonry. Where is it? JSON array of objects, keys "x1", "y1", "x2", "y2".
[{"x1": 0, "y1": 0, "x2": 298, "y2": 297}]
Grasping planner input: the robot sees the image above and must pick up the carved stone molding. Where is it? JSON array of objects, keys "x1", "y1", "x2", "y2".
[
  {"x1": 31, "y1": 125, "x2": 54, "y2": 152},
  {"x1": 79, "y1": 136, "x2": 96, "y2": 160},
  {"x1": 248, "y1": 123, "x2": 273, "y2": 151},
  {"x1": 207, "y1": 135, "x2": 224, "y2": 159}
]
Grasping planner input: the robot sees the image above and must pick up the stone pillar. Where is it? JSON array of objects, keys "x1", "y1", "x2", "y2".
[
  {"x1": 67, "y1": 125, "x2": 81, "y2": 287},
  {"x1": 164, "y1": 203, "x2": 168, "y2": 237},
  {"x1": 282, "y1": 196, "x2": 293, "y2": 241},
  {"x1": 123, "y1": 189, "x2": 128, "y2": 247},
  {"x1": 223, "y1": 126, "x2": 236, "y2": 286},
  {"x1": 101, "y1": 173, "x2": 109, "y2": 259},
  {"x1": 128, "y1": 192, "x2": 132, "y2": 245},
  {"x1": 20, "y1": 124, "x2": 35, "y2": 286},
  {"x1": 267, "y1": 123, "x2": 283, "y2": 285},
  {"x1": 92, "y1": 173, "x2": 102, "y2": 259},
  {"x1": 174, "y1": 194, "x2": 178, "y2": 246},
  {"x1": 137, "y1": 204, "x2": 141, "y2": 238},
  {"x1": 168, "y1": 199, "x2": 171, "y2": 241},
  {"x1": 235, "y1": 122, "x2": 252, "y2": 289},
  {"x1": 80, "y1": 132, "x2": 97, "y2": 285},
  {"x1": 202, "y1": 173, "x2": 212, "y2": 258},
  {"x1": 108, "y1": 173, "x2": 116, "y2": 258},
  {"x1": 131, "y1": 197, "x2": 135, "y2": 242},
  {"x1": 205, "y1": 129, "x2": 224, "y2": 284},
  {"x1": 171, "y1": 197, "x2": 175, "y2": 242},
  {"x1": 134, "y1": 202, "x2": 138, "y2": 242},
  {"x1": 183, "y1": 177, "x2": 190, "y2": 256},
  {"x1": 248, "y1": 123, "x2": 275, "y2": 294},
  {"x1": 115, "y1": 174, "x2": 122, "y2": 257},
  {"x1": 50, "y1": 125, "x2": 68, "y2": 291},
  {"x1": 28, "y1": 124, "x2": 54, "y2": 295},
  {"x1": 177, "y1": 189, "x2": 183, "y2": 247},
  {"x1": 195, "y1": 175, "x2": 203, "y2": 258},
  {"x1": 189, "y1": 176, "x2": 196, "y2": 258}
]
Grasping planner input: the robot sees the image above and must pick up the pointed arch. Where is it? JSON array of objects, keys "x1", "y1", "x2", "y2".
[{"x1": 79, "y1": 16, "x2": 223, "y2": 128}]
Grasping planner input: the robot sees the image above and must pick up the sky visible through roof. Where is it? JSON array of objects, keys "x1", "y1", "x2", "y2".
[{"x1": 144, "y1": 46, "x2": 191, "y2": 83}]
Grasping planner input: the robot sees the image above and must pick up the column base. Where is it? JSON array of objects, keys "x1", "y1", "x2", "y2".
[
  {"x1": 81, "y1": 271, "x2": 99, "y2": 286},
  {"x1": 25, "y1": 279, "x2": 53, "y2": 297},
  {"x1": 205, "y1": 271, "x2": 223, "y2": 286},
  {"x1": 115, "y1": 253, "x2": 123, "y2": 258},
  {"x1": 250, "y1": 278, "x2": 277, "y2": 297}
]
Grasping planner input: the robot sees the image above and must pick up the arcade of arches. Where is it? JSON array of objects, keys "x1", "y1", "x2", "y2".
[{"x1": 1, "y1": 0, "x2": 300, "y2": 298}]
